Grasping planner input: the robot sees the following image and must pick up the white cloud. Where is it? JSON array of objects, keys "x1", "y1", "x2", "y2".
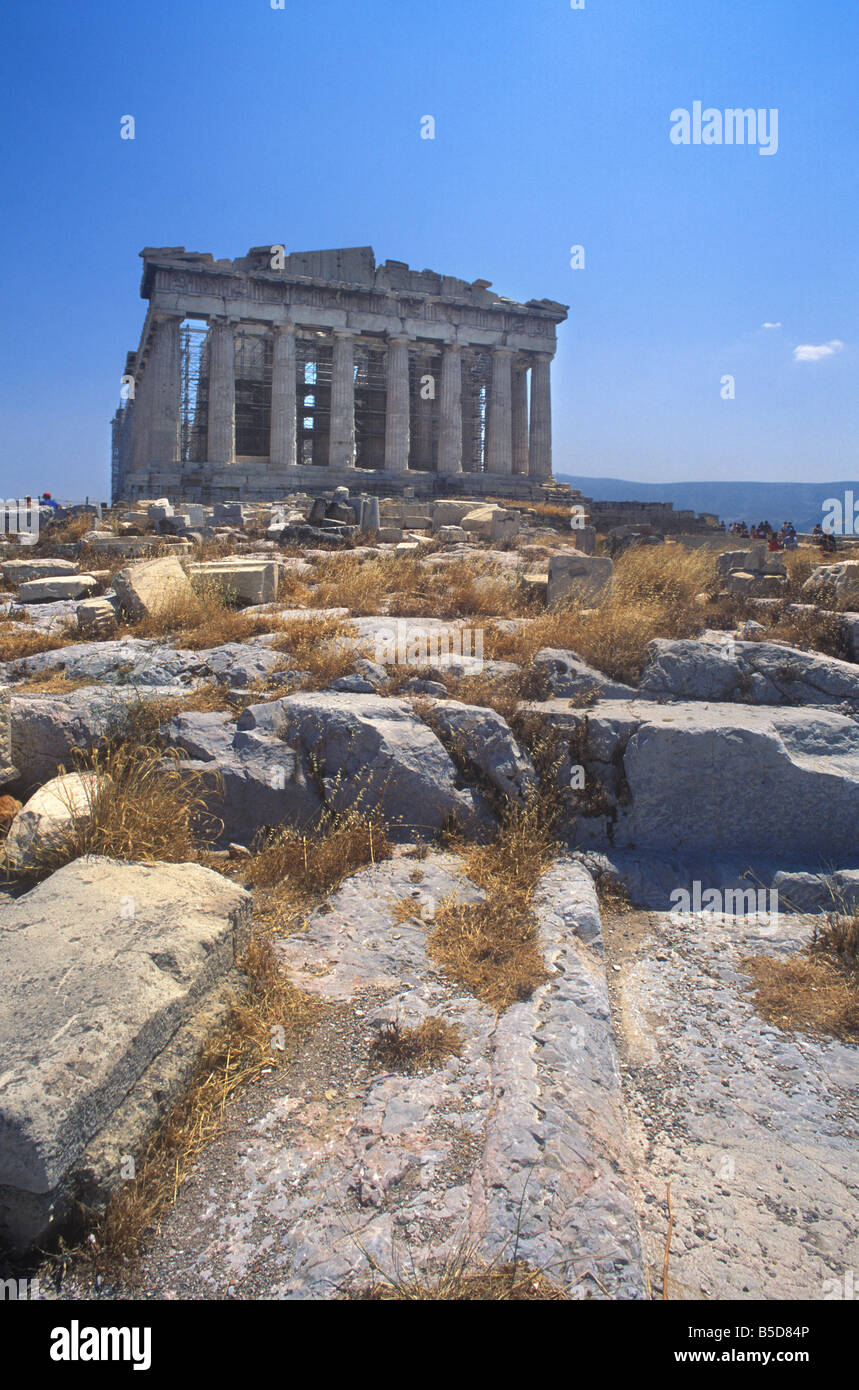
[
  {"x1": 793, "y1": 339, "x2": 844, "y2": 362},
  {"x1": 761, "y1": 321, "x2": 782, "y2": 329}
]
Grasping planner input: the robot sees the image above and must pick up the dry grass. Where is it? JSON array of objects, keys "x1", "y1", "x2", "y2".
[
  {"x1": 742, "y1": 910, "x2": 859, "y2": 1042},
  {"x1": 308, "y1": 552, "x2": 536, "y2": 620},
  {"x1": 751, "y1": 604, "x2": 847, "y2": 658},
  {"x1": 741, "y1": 953, "x2": 859, "y2": 1042},
  {"x1": 12, "y1": 671, "x2": 93, "y2": 695},
  {"x1": 276, "y1": 566, "x2": 314, "y2": 605},
  {"x1": 69, "y1": 930, "x2": 322, "y2": 1268},
  {"x1": 0, "y1": 621, "x2": 72, "y2": 662},
  {"x1": 529, "y1": 502, "x2": 579, "y2": 522},
  {"x1": 267, "y1": 613, "x2": 356, "y2": 688},
  {"x1": 351, "y1": 1257, "x2": 569, "y2": 1300},
  {"x1": 369, "y1": 1017, "x2": 462, "y2": 1074},
  {"x1": 486, "y1": 545, "x2": 726, "y2": 684},
  {"x1": 41, "y1": 514, "x2": 105, "y2": 545},
  {"x1": 814, "y1": 910, "x2": 859, "y2": 970},
  {"x1": 16, "y1": 742, "x2": 217, "y2": 879},
  {"x1": 128, "y1": 578, "x2": 277, "y2": 648},
  {"x1": 245, "y1": 805, "x2": 392, "y2": 898},
  {"x1": 428, "y1": 800, "x2": 557, "y2": 1011}
]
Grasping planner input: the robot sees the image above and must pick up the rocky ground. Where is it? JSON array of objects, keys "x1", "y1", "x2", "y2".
[{"x1": 1, "y1": 496, "x2": 857, "y2": 1299}]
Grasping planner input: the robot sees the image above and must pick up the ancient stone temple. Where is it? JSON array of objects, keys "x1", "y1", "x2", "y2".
[{"x1": 111, "y1": 246, "x2": 567, "y2": 503}]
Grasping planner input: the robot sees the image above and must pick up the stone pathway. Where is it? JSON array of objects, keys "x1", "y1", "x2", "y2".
[{"x1": 603, "y1": 905, "x2": 859, "y2": 1300}]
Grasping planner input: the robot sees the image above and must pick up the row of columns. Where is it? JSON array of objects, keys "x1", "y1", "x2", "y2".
[{"x1": 133, "y1": 315, "x2": 554, "y2": 477}]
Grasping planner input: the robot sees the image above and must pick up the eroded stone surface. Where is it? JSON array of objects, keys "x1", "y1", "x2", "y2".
[
  {"x1": 606, "y1": 906, "x2": 859, "y2": 1299},
  {"x1": 99, "y1": 853, "x2": 643, "y2": 1299}
]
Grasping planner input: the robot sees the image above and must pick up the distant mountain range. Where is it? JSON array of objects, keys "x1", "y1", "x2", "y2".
[{"x1": 556, "y1": 475, "x2": 857, "y2": 534}]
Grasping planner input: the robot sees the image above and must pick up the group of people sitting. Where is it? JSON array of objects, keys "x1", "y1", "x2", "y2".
[{"x1": 728, "y1": 519, "x2": 799, "y2": 550}]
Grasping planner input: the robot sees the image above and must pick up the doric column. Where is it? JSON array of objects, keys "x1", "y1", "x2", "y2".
[
  {"x1": 486, "y1": 346, "x2": 514, "y2": 474},
  {"x1": 384, "y1": 334, "x2": 411, "y2": 472},
  {"x1": 511, "y1": 360, "x2": 529, "y2": 475},
  {"x1": 147, "y1": 314, "x2": 182, "y2": 465},
  {"x1": 207, "y1": 317, "x2": 236, "y2": 464},
  {"x1": 528, "y1": 351, "x2": 553, "y2": 478},
  {"x1": 130, "y1": 356, "x2": 154, "y2": 473},
  {"x1": 438, "y1": 341, "x2": 463, "y2": 474},
  {"x1": 269, "y1": 322, "x2": 297, "y2": 469},
  {"x1": 329, "y1": 329, "x2": 356, "y2": 469}
]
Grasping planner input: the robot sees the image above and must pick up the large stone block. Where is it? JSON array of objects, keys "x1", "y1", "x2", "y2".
[
  {"x1": 547, "y1": 553, "x2": 613, "y2": 606},
  {"x1": 431, "y1": 499, "x2": 482, "y2": 529},
  {"x1": 521, "y1": 698, "x2": 859, "y2": 857},
  {"x1": 0, "y1": 857, "x2": 250, "y2": 1251},
  {"x1": 1, "y1": 558, "x2": 79, "y2": 586},
  {"x1": 461, "y1": 505, "x2": 520, "y2": 541},
  {"x1": 639, "y1": 637, "x2": 859, "y2": 708},
  {"x1": 113, "y1": 556, "x2": 195, "y2": 620},
  {"x1": 76, "y1": 596, "x2": 119, "y2": 638},
  {"x1": 803, "y1": 560, "x2": 859, "y2": 607},
  {"x1": 237, "y1": 692, "x2": 489, "y2": 836},
  {"x1": 189, "y1": 560, "x2": 278, "y2": 606},
  {"x1": 16, "y1": 575, "x2": 98, "y2": 603},
  {"x1": 724, "y1": 571, "x2": 787, "y2": 598},
  {"x1": 164, "y1": 710, "x2": 323, "y2": 845}
]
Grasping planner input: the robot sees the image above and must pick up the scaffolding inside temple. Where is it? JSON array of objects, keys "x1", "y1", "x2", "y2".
[
  {"x1": 180, "y1": 320, "x2": 208, "y2": 462},
  {"x1": 297, "y1": 334, "x2": 331, "y2": 467},
  {"x1": 234, "y1": 329, "x2": 273, "y2": 457},
  {"x1": 175, "y1": 324, "x2": 496, "y2": 471},
  {"x1": 463, "y1": 350, "x2": 491, "y2": 471},
  {"x1": 354, "y1": 341, "x2": 387, "y2": 469}
]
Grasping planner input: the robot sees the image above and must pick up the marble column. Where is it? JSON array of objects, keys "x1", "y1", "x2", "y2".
[
  {"x1": 528, "y1": 352, "x2": 553, "y2": 478},
  {"x1": 207, "y1": 317, "x2": 236, "y2": 464},
  {"x1": 384, "y1": 334, "x2": 411, "y2": 472},
  {"x1": 146, "y1": 314, "x2": 182, "y2": 465},
  {"x1": 329, "y1": 329, "x2": 356, "y2": 469},
  {"x1": 269, "y1": 322, "x2": 297, "y2": 469},
  {"x1": 486, "y1": 346, "x2": 514, "y2": 474},
  {"x1": 130, "y1": 349, "x2": 154, "y2": 474},
  {"x1": 438, "y1": 341, "x2": 463, "y2": 474},
  {"x1": 511, "y1": 360, "x2": 530, "y2": 475}
]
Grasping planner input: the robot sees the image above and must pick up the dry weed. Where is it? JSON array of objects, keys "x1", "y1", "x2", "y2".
[
  {"x1": 369, "y1": 1017, "x2": 462, "y2": 1074},
  {"x1": 428, "y1": 800, "x2": 557, "y2": 1011}
]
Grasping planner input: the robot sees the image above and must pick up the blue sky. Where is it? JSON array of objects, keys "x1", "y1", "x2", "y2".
[{"x1": 0, "y1": 0, "x2": 855, "y2": 499}]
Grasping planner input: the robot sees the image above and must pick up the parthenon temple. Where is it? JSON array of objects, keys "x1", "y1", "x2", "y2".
[{"x1": 111, "y1": 246, "x2": 568, "y2": 503}]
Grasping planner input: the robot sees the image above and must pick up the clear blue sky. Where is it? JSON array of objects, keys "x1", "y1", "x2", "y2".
[{"x1": 0, "y1": 0, "x2": 855, "y2": 499}]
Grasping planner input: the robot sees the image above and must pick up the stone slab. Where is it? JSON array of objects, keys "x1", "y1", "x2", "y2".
[{"x1": 0, "y1": 856, "x2": 251, "y2": 1251}]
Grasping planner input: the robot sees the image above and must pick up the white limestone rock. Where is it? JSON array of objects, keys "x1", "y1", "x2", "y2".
[
  {"x1": 16, "y1": 575, "x2": 98, "y2": 603},
  {"x1": 3, "y1": 771, "x2": 105, "y2": 870},
  {"x1": 0, "y1": 857, "x2": 250, "y2": 1250},
  {"x1": 547, "y1": 553, "x2": 613, "y2": 606},
  {"x1": 802, "y1": 560, "x2": 859, "y2": 607},
  {"x1": 113, "y1": 555, "x2": 195, "y2": 620},
  {"x1": 236, "y1": 691, "x2": 489, "y2": 836},
  {"x1": 520, "y1": 697, "x2": 859, "y2": 858},
  {"x1": 639, "y1": 637, "x2": 859, "y2": 708}
]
